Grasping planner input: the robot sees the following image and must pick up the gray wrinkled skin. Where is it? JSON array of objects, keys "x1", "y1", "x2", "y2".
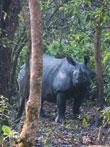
[{"x1": 18, "y1": 54, "x2": 91, "y2": 123}]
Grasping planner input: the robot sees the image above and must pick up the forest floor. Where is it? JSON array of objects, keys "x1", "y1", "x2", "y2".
[{"x1": 18, "y1": 101, "x2": 110, "y2": 147}]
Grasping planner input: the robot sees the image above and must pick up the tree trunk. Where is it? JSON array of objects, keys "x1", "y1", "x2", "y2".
[
  {"x1": 94, "y1": 0, "x2": 106, "y2": 108},
  {"x1": 9, "y1": 30, "x2": 27, "y2": 98},
  {"x1": 94, "y1": 23, "x2": 104, "y2": 107},
  {"x1": 0, "y1": 45, "x2": 11, "y2": 98},
  {"x1": 18, "y1": 0, "x2": 43, "y2": 146},
  {"x1": 0, "y1": 0, "x2": 21, "y2": 98},
  {"x1": 16, "y1": 0, "x2": 31, "y2": 119}
]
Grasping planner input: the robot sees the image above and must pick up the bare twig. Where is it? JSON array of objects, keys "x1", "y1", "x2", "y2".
[{"x1": 98, "y1": 126, "x2": 104, "y2": 145}]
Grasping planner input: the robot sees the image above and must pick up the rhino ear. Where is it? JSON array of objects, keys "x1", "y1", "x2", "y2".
[
  {"x1": 84, "y1": 56, "x2": 90, "y2": 65},
  {"x1": 66, "y1": 56, "x2": 76, "y2": 66}
]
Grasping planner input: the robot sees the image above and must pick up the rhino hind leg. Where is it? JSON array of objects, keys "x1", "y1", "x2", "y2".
[
  {"x1": 55, "y1": 92, "x2": 66, "y2": 123},
  {"x1": 40, "y1": 99, "x2": 48, "y2": 118},
  {"x1": 40, "y1": 107, "x2": 48, "y2": 117}
]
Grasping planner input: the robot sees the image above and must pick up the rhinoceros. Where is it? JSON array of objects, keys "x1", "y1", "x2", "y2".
[{"x1": 17, "y1": 54, "x2": 91, "y2": 122}]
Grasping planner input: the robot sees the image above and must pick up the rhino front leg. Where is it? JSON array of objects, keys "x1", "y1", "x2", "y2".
[
  {"x1": 73, "y1": 98, "x2": 83, "y2": 117},
  {"x1": 73, "y1": 91, "x2": 86, "y2": 118},
  {"x1": 55, "y1": 92, "x2": 66, "y2": 123}
]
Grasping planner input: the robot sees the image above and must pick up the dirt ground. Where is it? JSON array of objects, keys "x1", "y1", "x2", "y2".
[{"x1": 32, "y1": 101, "x2": 110, "y2": 147}]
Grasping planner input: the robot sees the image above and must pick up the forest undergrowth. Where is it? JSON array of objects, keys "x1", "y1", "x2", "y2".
[{"x1": 22, "y1": 101, "x2": 110, "y2": 147}]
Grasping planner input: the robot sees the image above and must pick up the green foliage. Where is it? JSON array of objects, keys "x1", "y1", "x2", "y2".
[
  {"x1": 101, "y1": 107, "x2": 110, "y2": 127},
  {"x1": 0, "y1": 125, "x2": 20, "y2": 146},
  {"x1": 0, "y1": 95, "x2": 9, "y2": 146},
  {"x1": 94, "y1": 106, "x2": 110, "y2": 127},
  {"x1": 0, "y1": 95, "x2": 19, "y2": 146},
  {"x1": 0, "y1": 95, "x2": 10, "y2": 125},
  {"x1": 10, "y1": 0, "x2": 110, "y2": 104},
  {"x1": 1, "y1": 0, "x2": 110, "y2": 146}
]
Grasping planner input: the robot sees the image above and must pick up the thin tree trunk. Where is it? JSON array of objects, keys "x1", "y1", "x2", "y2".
[
  {"x1": 9, "y1": 33, "x2": 27, "y2": 99},
  {"x1": 94, "y1": 0, "x2": 105, "y2": 108},
  {"x1": 21, "y1": 0, "x2": 31, "y2": 112},
  {"x1": 18, "y1": 0, "x2": 43, "y2": 146},
  {"x1": 11, "y1": 28, "x2": 26, "y2": 58},
  {"x1": 16, "y1": 0, "x2": 31, "y2": 119},
  {"x1": 94, "y1": 23, "x2": 104, "y2": 107}
]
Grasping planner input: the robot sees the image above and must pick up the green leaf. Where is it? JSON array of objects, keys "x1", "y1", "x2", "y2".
[
  {"x1": 65, "y1": 124, "x2": 71, "y2": 129},
  {"x1": 43, "y1": 138, "x2": 47, "y2": 144},
  {"x1": 18, "y1": 14, "x2": 23, "y2": 20},
  {"x1": 88, "y1": 1, "x2": 91, "y2": 7},
  {"x1": 70, "y1": 26, "x2": 73, "y2": 32},
  {"x1": 82, "y1": 118, "x2": 87, "y2": 128},
  {"x1": 0, "y1": 109, "x2": 4, "y2": 112},
  {"x1": 2, "y1": 126, "x2": 13, "y2": 137},
  {"x1": 59, "y1": 6, "x2": 64, "y2": 11}
]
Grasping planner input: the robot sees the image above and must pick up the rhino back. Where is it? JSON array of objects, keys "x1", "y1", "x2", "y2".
[{"x1": 42, "y1": 55, "x2": 73, "y2": 102}]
